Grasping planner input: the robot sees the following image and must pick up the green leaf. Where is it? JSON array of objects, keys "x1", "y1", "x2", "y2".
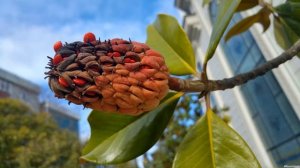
[
  {"x1": 173, "y1": 109, "x2": 261, "y2": 168},
  {"x1": 203, "y1": 0, "x2": 212, "y2": 6},
  {"x1": 82, "y1": 112, "x2": 139, "y2": 155},
  {"x1": 288, "y1": 0, "x2": 300, "y2": 2},
  {"x1": 275, "y1": 1, "x2": 300, "y2": 58},
  {"x1": 274, "y1": 17, "x2": 300, "y2": 58},
  {"x1": 81, "y1": 92, "x2": 183, "y2": 164},
  {"x1": 204, "y1": 0, "x2": 242, "y2": 63},
  {"x1": 276, "y1": 1, "x2": 300, "y2": 36},
  {"x1": 276, "y1": 1, "x2": 300, "y2": 19},
  {"x1": 236, "y1": 0, "x2": 259, "y2": 12},
  {"x1": 225, "y1": 7, "x2": 271, "y2": 41},
  {"x1": 146, "y1": 14, "x2": 196, "y2": 75}
]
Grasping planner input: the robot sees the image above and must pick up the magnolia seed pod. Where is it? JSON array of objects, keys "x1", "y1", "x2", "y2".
[{"x1": 45, "y1": 32, "x2": 169, "y2": 116}]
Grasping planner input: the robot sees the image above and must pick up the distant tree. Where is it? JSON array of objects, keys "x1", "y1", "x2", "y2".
[
  {"x1": 0, "y1": 98, "x2": 81, "y2": 168},
  {"x1": 80, "y1": 159, "x2": 138, "y2": 168}
]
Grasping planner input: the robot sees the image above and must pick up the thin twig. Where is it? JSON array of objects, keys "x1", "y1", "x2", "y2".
[{"x1": 169, "y1": 39, "x2": 300, "y2": 92}]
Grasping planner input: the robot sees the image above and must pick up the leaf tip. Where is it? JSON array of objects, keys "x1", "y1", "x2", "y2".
[{"x1": 224, "y1": 34, "x2": 231, "y2": 42}]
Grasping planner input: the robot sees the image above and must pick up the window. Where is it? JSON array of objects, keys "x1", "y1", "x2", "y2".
[
  {"x1": 209, "y1": 1, "x2": 300, "y2": 166},
  {"x1": 186, "y1": 21, "x2": 201, "y2": 47},
  {"x1": 49, "y1": 110, "x2": 79, "y2": 135}
]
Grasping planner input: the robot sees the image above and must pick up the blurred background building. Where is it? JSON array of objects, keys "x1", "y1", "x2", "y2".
[
  {"x1": 0, "y1": 67, "x2": 79, "y2": 136},
  {"x1": 40, "y1": 101, "x2": 80, "y2": 136},
  {"x1": 175, "y1": 0, "x2": 300, "y2": 167},
  {"x1": 0, "y1": 68, "x2": 40, "y2": 112}
]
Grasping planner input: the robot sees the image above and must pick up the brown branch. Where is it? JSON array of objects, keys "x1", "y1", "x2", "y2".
[{"x1": 169, "y1": 39, "x2": 300, "y2": 92}]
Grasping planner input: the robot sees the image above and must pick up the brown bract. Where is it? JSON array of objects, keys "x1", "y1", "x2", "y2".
[{"x1": 45, "y1": 35, "x2": 169, "y2": 116}]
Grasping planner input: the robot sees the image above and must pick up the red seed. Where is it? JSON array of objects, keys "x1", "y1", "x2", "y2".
[
  {"x1": 52, "y1": 54, "x2": 63, "y2": 65},
  {"x1": 112, "y1": 52, "x2": 121, "y2": 57},
  {"x1": 73, "y1": 78, "x2": 86, "y2": 86},
  {"x1": 107, "y1": 52, "x2": 120, "y2": 57},
  {"x1": 58, "y1": 77, "x2": 69, "y2": 88},
  {"x1": 124, "y1": 58, "x2": 136, "y2": 63},
  {"x1": 83, "y1": 32, "x2": 96, "y2": 43},
  {"x1": 53, "y1": 41, "x2": 63, "y2": 52}
]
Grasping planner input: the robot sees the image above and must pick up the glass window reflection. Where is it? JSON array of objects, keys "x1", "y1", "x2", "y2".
[{"x1": 209, "y1": 1, "x2": 300, "y2": 165}]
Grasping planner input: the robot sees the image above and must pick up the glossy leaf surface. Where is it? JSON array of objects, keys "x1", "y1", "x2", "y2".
[
  {"x1": 81, "y1": 92, "x2": 183, "y2": 164},
  {"x1": 173, "y1": 109, "x2": 261, "y2": 168},
  {"x1": 146, "y1": 14, "x2": 196, "y2": 75},
  {"x1": 204, "y1": 0, "x2": 241, "y2": 63}
]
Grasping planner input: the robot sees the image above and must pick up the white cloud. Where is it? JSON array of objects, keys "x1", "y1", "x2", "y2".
[
  {"x1": 0, "y1": 20, "x2": 146, "y2": 141},
  {"x1": 0, "y1": 0, "x2": 181, "y2": 141},
  {"x1": 0, "y1": 20, "x2": 145, "y2": 83}
]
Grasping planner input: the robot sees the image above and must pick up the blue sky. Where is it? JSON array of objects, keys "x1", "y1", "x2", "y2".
[{"x1": 0, "y1": 0, "x2": 182, "y2": 141}]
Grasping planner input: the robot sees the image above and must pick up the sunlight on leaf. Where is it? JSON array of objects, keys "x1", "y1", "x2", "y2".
[
  {"x1": 204, "y1": 0, "x2": 241, "y2": 63},
  {"x1": 147, "y1": 14, "x2": 196, "y2": 75},
  {"x1": 173, "y1": 109, "x2": 261, "y2": 168}
]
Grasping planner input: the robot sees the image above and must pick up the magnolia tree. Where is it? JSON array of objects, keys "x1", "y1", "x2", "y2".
[{"x1": 45, "y1": 0, "x2": 300, "y2": 167}]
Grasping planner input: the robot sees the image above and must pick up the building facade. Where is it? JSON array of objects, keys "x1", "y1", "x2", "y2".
[
  {"x1": 0, "y1": 67, "x2": 79, "y2": 136},
  {"x1": 175, "y1": 0, "x2": 300, "y2": 167},
  {"x1": 0, "y1": 68, "x2": 40, "y2": 112},
  {"x1": 40, "y1": 101, "x2": 80, "y2": 136}
]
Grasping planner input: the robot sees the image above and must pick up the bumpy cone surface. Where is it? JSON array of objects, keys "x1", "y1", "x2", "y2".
[{"x1": 45, "y1": 33, "x2": 169, "y2": 115}]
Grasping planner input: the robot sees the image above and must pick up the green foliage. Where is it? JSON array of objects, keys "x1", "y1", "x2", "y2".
[
  {"x1": 143, "y1": 99, "x2": 232, "y2": 168},
  {"x1": 173, "y1": 109, "x2": 261, "y2": 168},
  {"x1": 288, "y1": 0, "x2": 299, "y2": 2},
  {"x1": 82, "y1": 111, "x2": 138, "y2": 156},
  {"x1": 0, "y1": 98, "x2": 32, "y2": 115},
  {"x1": 274, "y1": 1, "x2": 300, "y2": 57},
  {"x1": 221, "y1": 0, "x2": 300, "y2": 58},
  {"x1": 143, "y1": 94, "x2": 202, "y2": 168},
  {"x1": 202, "y1": 0, "x2": 211, "y2": 6},
  {"x1": 274, "y1": 17, "x2": 300, "y2": 57},
  {"x1": 0, "y1": 98, "x2": 81, "y2": 168},
  {"x1": 146, "y1": 14, "x2": 196, "y2": 75},
  {"x1": 204, "y1": 0, "x2": 242, "y2": 63},
  {"x1": 276, "y1": 1, "x2": 300, "y2": 22},
  {"x1": 81, "y1": 92, "x2": 182, "y2": 164}
]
